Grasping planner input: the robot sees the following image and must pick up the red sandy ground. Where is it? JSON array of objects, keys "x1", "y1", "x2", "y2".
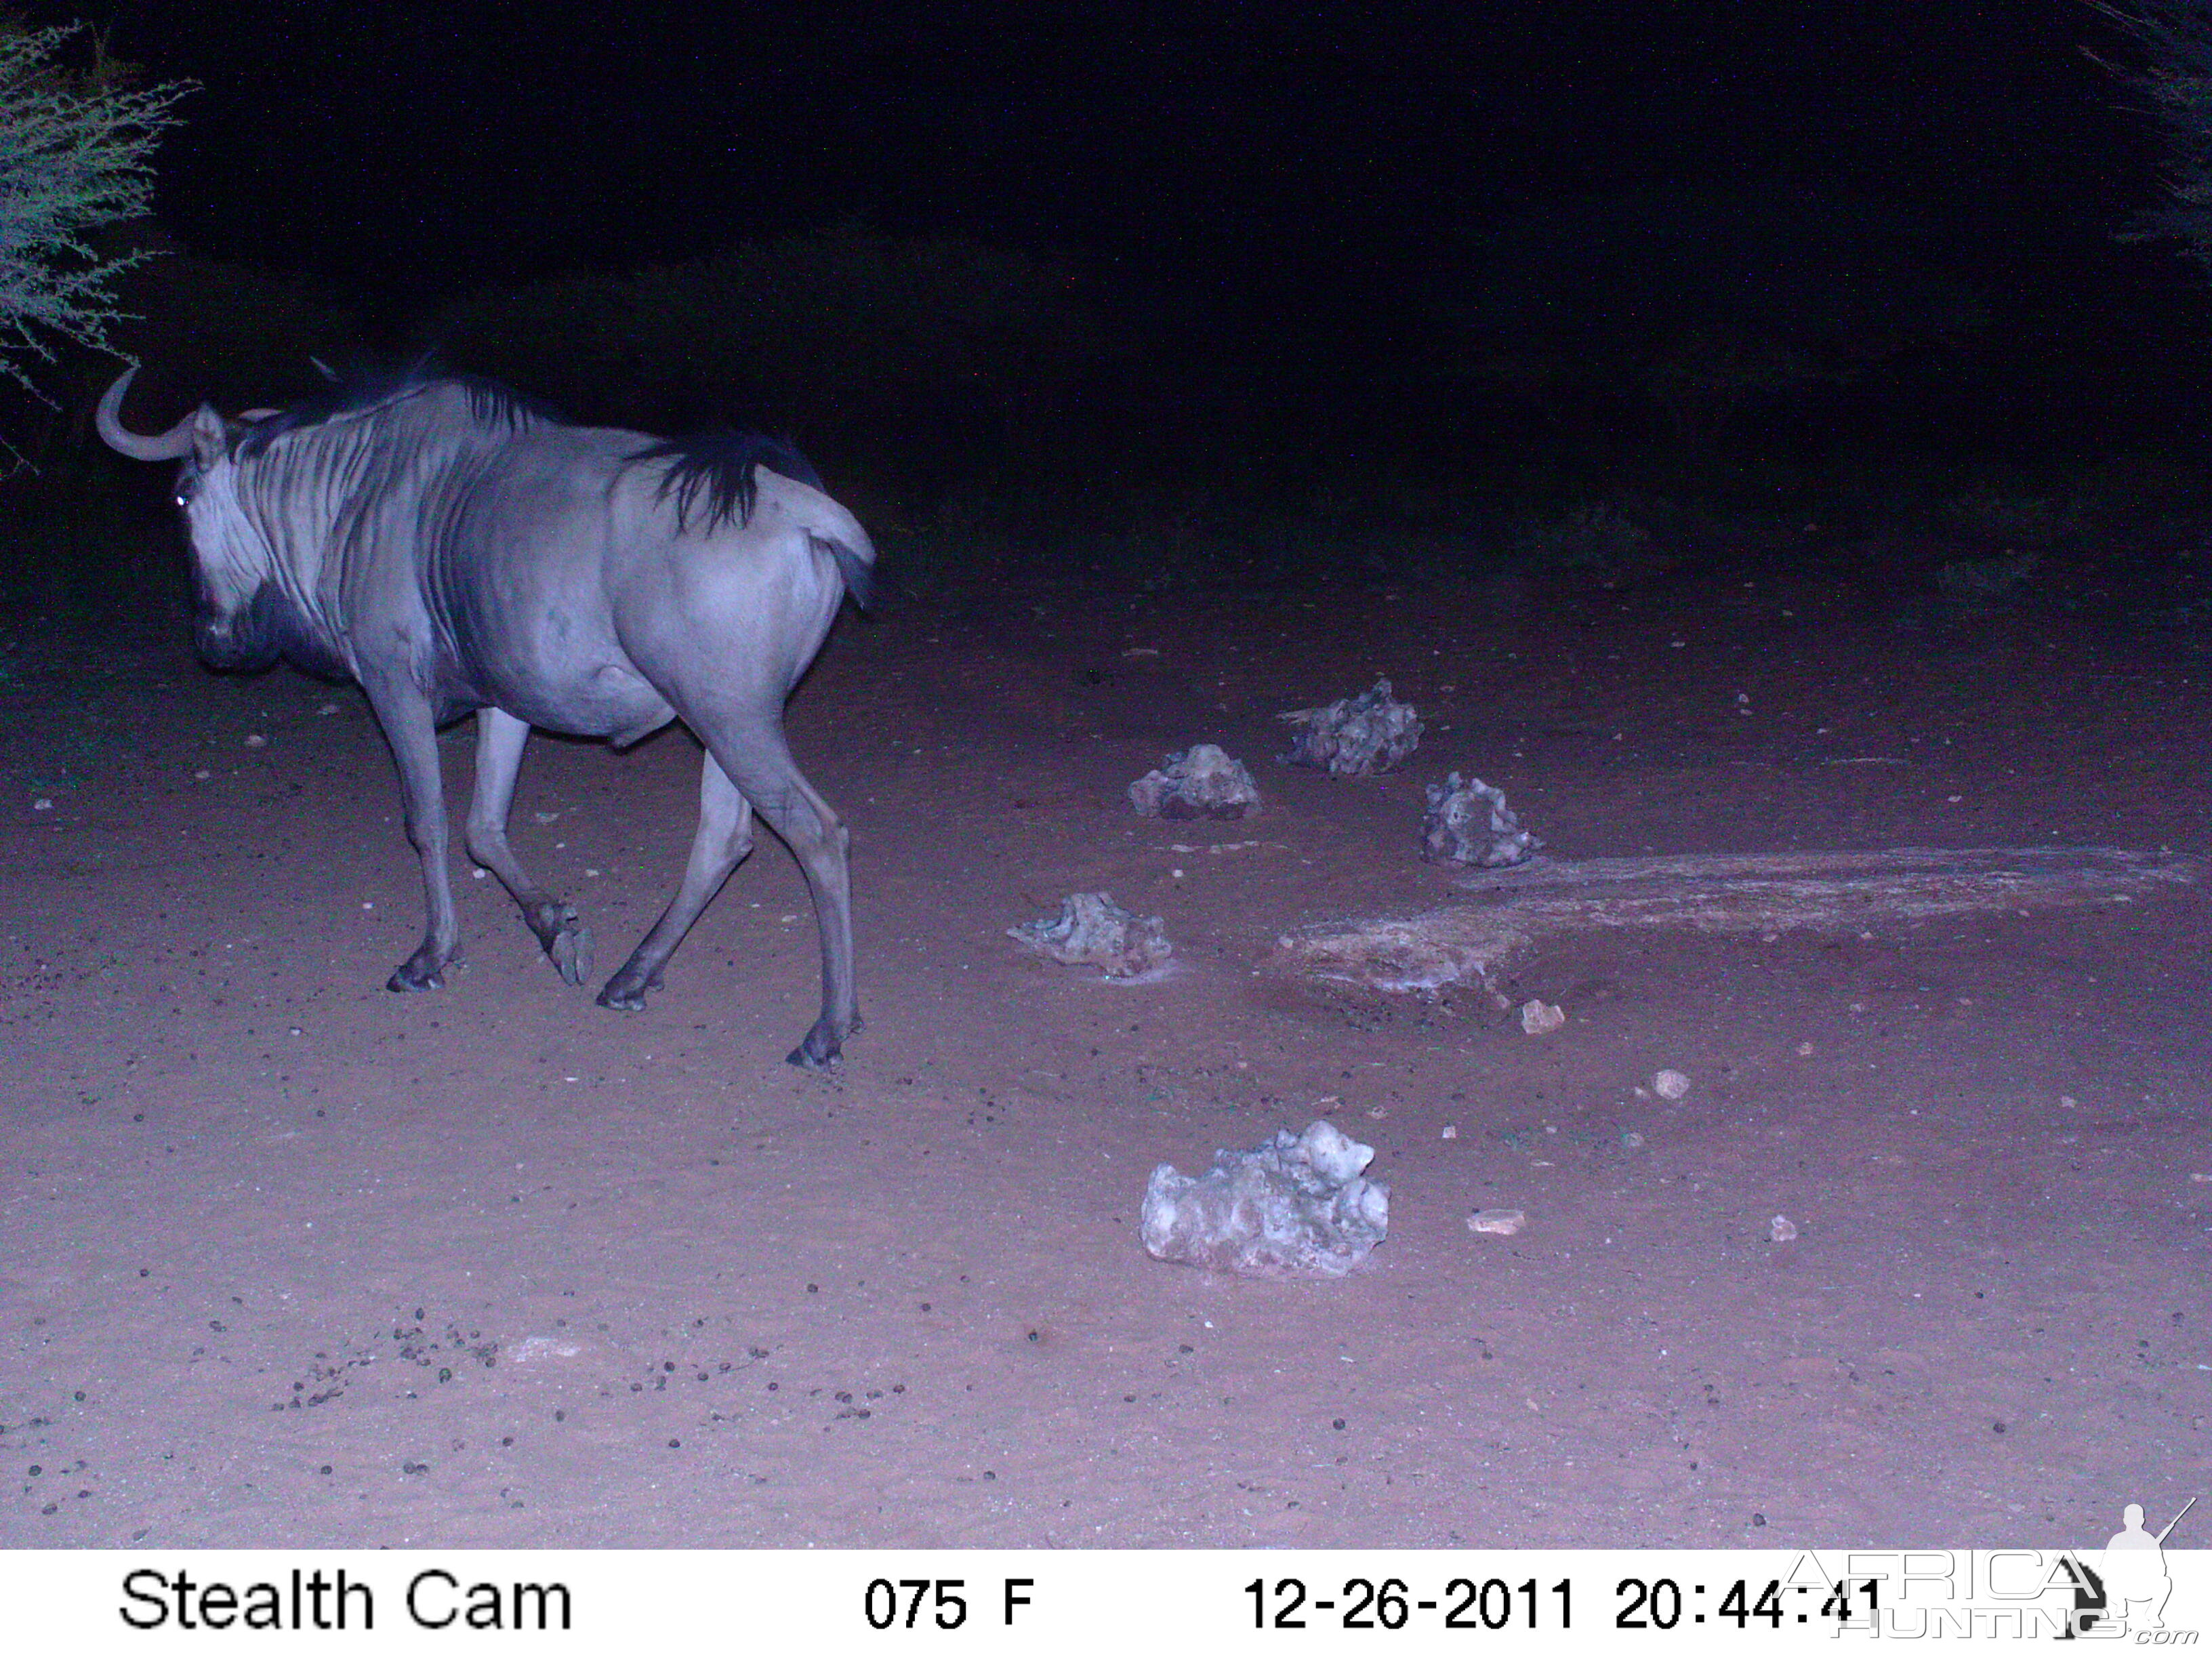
[{"x1": 1, "y1": 552, "x2": 2206, "y2": 1548}]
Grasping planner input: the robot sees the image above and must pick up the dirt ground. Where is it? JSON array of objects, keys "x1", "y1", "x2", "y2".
[{"x1": 3, "y1": 540, "x2": 2208, "y2": 1549}]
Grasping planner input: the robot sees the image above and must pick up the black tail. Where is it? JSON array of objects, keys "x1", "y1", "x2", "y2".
[
  {"x1": 631, "y1": 430, "x2": 824, "y2": 533},
  {"x1": 813, "y1": 532, "x2": 876, "y2": 612}
]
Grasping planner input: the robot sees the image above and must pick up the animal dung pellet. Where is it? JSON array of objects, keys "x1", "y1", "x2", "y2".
[
  {"x1": 1127, "y1": 743, "x2": 1261, "y2": 819},
  {"x1": 1141, "y1": 1120, "x2": 1389, "y2": 1278},
  {"x1": 1653, "y1": 1069, "x2": 1692, "y2": 1101},
  {"x1": 1007, "y1": 892, "x2": 1172, "y2": 978},
  {"x1": 1767, "y1": 1214, "x2": 1799, "y2": 1244},
  {"x1": 1280, "y1": 678, "x2": 1423, "y2": 777},
  {"x1": 1421, "y1": 772, "x2": 1540, "y2": 868},
  {"x1": 1520, "y1": 999, "x2": 1566, "y2": 1036},
  {"x1": 1467, "y1": 1208, "x2": 1526, "y2": 1236}
]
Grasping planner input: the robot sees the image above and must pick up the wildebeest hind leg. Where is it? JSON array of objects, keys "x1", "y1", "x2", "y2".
[
  {"x1": 598, "y1": 750, "x2": 754, "y2": 1010},
  {"x1": 465, "y1": 707, "x2": 592, "y2": 985},
  {"x1": 697, "y1": 722, "x2": 858, "y2": 1070}
]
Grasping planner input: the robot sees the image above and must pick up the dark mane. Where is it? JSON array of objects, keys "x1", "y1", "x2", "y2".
[
  {"x1": 628, "y1": 430, "x2": 825, "y2": 533},
  {"x1": 235, "y1": 365, "x2": 558, "y2": 459}
]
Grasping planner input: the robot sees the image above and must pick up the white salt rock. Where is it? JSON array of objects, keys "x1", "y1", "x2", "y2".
[
  {"x1": 505, "y1": 1335, "x2": 590, "y2": 1364},
  {"x1": 1520, "y1": 999, "x2": 1566, "y2": 1036},
  {"x1": 1468, "y1": 1208, "x2": 1526, "y2": 1236},
  {"x1": 1654, "y1": 1069, "x2": 1692, "y2": 1101},
  {"x1": 245, "y1": 733, "x2": 267, "y2": 747},
  {"x1": 1280, "y1": 678, "x2": 1423, "y2": 776},
  {"x1": 1141, "y1": 1120, "x2": 1389, "y2": 1277},
  {"x1": 30, "y1": 798, "x2": 51, "y2": 813},
  {"x1": 1421, "y1": 772, "x2": 1540, "y2": 868},
  {"x1": 1008, "y1": 892, "x2": 1171, "y2": 978},
  {"x1": 1127, "y1": 743, "x2": 1261, "y2": 819},
  {"x1": 1768, "y1": 1214, "x2": 1799, "y2": 1243}
]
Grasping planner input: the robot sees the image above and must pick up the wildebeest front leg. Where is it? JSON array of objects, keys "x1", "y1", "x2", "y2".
[
  {"x1": 464, "y1": 708, "x2": 592, "y2": 985},
  {"x1": 361, "y1": 679, "x2": 462, "y2": 991},
  {"x1": 598, "y1": 750, "x2": 754, "y2": 1011}
]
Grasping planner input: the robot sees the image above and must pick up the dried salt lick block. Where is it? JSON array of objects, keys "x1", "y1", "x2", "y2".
[
  {"x1": 1140, "y1": 1120, "x2": 1389, "y2": 1278},
  {"x1": 1421, "y1": 772, "x2": 1540, "y2": 869},
  {"x1": 1007, "y1": 892, "x2": 1172, "y2": 978},
  {"x1": 1280, "y1": 678, "x2": 1423, "y2": 777},
  {"x1": 1128, "y1": 743, "x2": 1261, "y2": 820}
]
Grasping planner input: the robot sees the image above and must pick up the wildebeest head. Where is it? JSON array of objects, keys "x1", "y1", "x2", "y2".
[{"x1": 98, "y1": 368, "x2": 287, "y2": 671}]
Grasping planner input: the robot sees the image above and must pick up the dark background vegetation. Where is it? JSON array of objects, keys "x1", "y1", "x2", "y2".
[{"x1": 10, "y1": 1, "x2": 2212, "y2": 623}]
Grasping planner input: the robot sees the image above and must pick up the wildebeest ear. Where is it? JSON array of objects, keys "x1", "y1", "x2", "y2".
[{"x1": 190, "y1": 404, "x2": 227, "y2": 471}]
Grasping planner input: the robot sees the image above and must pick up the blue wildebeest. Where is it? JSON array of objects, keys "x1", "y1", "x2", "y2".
[{"x1": 99, "y1": 367, "x2": 874, "y2": 1067}]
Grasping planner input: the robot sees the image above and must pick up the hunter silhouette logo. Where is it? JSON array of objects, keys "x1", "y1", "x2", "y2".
[
  {"x1": 2064, "y1": 1496, "x2": 2196, "y2": 1637},
  {"x1": 2102, "y1": 1497, "x2": 2194, "y2": 1633}
]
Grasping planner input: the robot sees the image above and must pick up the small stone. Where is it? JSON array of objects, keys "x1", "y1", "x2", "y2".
[
  {"x1": 1520, "y1": 1000, "x2": 1565, "y2": 1036},
  {"x1": 1468, "y1": 1208, "x2": 1525, "y2": 1236},
  {"x1": 1654, "y1": 1069, "x2": 1692, "y2": 1101},
  {"x1": 245, "y1": 733, "x2": 267, "y2": 747},
  {"x1": 1767, "y1": 1215, "x2": 1799, "y2": 1243},
  {"x1": 316, "y1": 702, "x2": 339, "y2": 716},
  {"x1": 1440, "y1": 1124, "x2": 1458, "y2": 1139},
  {"x1": 1795, "y1": 1042, "x2": 1814, "y2": 1057},
  {"x1": 30, "y1": 798, "x2": 51, "y2": 813}
]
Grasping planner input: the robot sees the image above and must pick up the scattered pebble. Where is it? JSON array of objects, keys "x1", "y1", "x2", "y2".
[
  {"x1": 192, "y1": 769, "x2": 211, "y2": 781},
  {"x1": 1795, "y1": 1042, "x2": 1814, "y2": 1057},
  {"x1": 1440, "y1": 1125, "x2": 1457, "y2": 1139},
  {"x1": 1622, "y1": 1130, "x2": 1645, "y2": 1149},
  {"x1": 1767, "y1": 1215, "x2": 1799, "y2": 1244},
  {"x1": 31, "y1": 798, "x2": 51, "y2": 813},
  {"x1": 245, "y1": 733, "x2": 267, "y2": 747},
  {"x1": 1520, "y1": 1000, "x2": 1565, "y2": 1036},
  {"x1": 1468, "y1": 1208, "x2": 1526, "y2": 1236},
  {"x1": 1654, "y1": 1069, "x2": 1692, "y2": 1101},
  {"x1": 316, "y1": 702, "x2": 339, "y2": 716}
]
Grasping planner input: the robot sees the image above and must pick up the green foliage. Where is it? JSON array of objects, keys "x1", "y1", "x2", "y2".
[{"x1": 0, "y1": 23, "x2": 188, "y2": 398}]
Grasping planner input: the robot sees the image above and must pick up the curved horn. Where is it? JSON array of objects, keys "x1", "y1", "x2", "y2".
[{"x1": 95, "y1": 368, "x2": 197, "y2": 462}]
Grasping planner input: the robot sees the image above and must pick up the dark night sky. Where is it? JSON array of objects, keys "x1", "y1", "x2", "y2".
[{"x1": 52, "y1": 0, "x2": 2179, "y2": 304}]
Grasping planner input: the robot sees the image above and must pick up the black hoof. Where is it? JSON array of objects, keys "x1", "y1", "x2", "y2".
[
  {"x1": 388, "y1": 963, "x2": 444, "y2": 992},
  {"x1": 596, "y1": 982, "x2": 646, "y2": 1012},
  {"x1": 785, "y1": 1041, "x2": 843, "y2": 1071},
  {"x1": 548, "y1": 917, "x2": 592, "y2": 986},
  {"x1": 785, "y1": 1021, "x2": 847, "y2": 1070}
]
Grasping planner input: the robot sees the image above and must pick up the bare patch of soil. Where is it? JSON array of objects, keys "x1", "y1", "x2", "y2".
[{"x1": 3, "y1": 558, "x2": 2209, "y2": 1547}]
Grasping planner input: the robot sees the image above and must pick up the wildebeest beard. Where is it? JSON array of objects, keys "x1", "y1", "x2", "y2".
[{"x1": 196, "y1": 580, "x2": 347, "y2": 679}]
